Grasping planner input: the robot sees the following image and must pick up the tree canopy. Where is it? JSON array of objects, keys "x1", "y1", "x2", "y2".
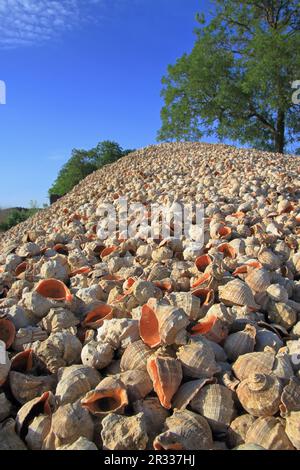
[
  {"x1": 49, "y1": 141, "x2": 134, "y2": 196},
  {"x1": 158, "y1": 0, "x2": 300, "y2": 154}
]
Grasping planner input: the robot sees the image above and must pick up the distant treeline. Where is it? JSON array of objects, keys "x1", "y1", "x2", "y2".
[{"x1": 49, "y1": 140, "x2": 135, "y2": 197}]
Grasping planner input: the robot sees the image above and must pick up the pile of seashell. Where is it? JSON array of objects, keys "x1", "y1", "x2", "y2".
[{"x1": 0, "y1": 142, "x2": 300, "y2": 451}]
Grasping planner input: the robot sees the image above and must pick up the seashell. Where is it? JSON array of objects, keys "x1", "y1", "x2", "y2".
[
  {"x1": 172, "y1": 378, "x2": 215, "y2": 410},
  {"x1": 147, "y1": 355, "x2": 182, "y2": 409},
  {"x1": 15, "y1": 261, "x2": 28, "y2": 278},
  {"x1": 245, "y1": 268, "x2": 271, "y2": 293},
  {"x1": 167, "y1": 291, "x2": 202, "y2": 321},
  {"x1": 57, "y1": 437, "x2": 98, "y2": 451},
  {"x1": 96, "y1": 318, "x2": 140, "y2": 350},
  {"x1": 55, "y1": 365, "x2": 101, "y2": 405},
  {"x1": 191, "y1": 313, "x2": 229, "y2": 344},
  {"x1": 267, "y1": 283, "x2": 289, "y2": 302},
  {"x1": 81, "y1": 340, "x2": 114, "y2": 370},
  {"x1": 0, "y1": 392, "x2": 13, "y2": 421},
  {"x1": 258, "y1": 248, "x2": 281, "y2": 270},
  {"x1": 223, "y1": 324, "x2": 256, "y2": 362},
  {"x1": 0, "y1": 318, "x2": 16, "y2": 348},
  {"x1": 82, "y1": 304, "x2": 113, "y2": 329},
  {"x1": 147, "y1": 263, "x2": 171, "y2": 282},
  {"x1": 234, "y1": 443, "x2": 265, "y2": 450},
  {"x1": 114, "y1": 370, "x2": 153, "y2": 402},
  {"x1": 12, "y1": 326, "x2": 48, "y2": 352},
  {"x1": 284, "y1": 412, "x2": 300, "y2": 449},
  {"x1": 35, "y1": 279, "x2": 73, "y2": 303},
  {"x1": 217, "y1": 243, "x2": 236, "y2": 259},
  {"x1": 233, "y1": 261, "x2": 263, "y2": 277},
  {"x1": 281, "y1": 378, "x2": 300, "y2": 414},
  {"x1": 152, "y1": 246, "x2": 173, "y2": 263},
  {"x1": 133, "y1": 398, "x2": 169, "y2": 448},
  {"x1": 40, "y1": 258, "x2": 70, "y2": 282},
  {"x1": 43, "y1": 400, "x2": 94, "y2": 450},
  {"x1": 101, "y1": 245, "x2": 118, "y2": 259},
  {"x1": 227, "y1": 414, "x2": 256, "y2": 448},
  {"x1": 232, "y1": 351, "x2": 275, "y2": 381},
  {"x1": 191, "y1": 288, "x2": 215, "y2": 317},
  {"x1": 101, "y1": 412, "x2": 148, "y2": 450},
  {"x1": 267, "y1": 301, "x2": 297, "y2": 330},
  {"x1": 120, "y1": 340, "x2": 153, "y2": 372},
  {"x1": 245, "y1": 416, "x2": 294, "y2": 450},
  {"x1": 16, "y1": 391, "x2": 56, "y2": 440},
  {"x1": 218, "y1": 279, "x2": 259, "y2": 310},
  {"x1": 177, "y1": 339, "x2": 220, "y2": 378},
  {"x1": 31, "y1": 331, "x2": 82, "y2": 374},
  {"x1": 153, "y1": 410, "x2": 213, "y2": 450},
  {"x1": 25, "y1": 414, "x2": 52, "y2": 450},
  {"x1": 236, "y1": 373, "x2": 282, "y2": 416},
  {"x1": 69, "y1": 266, "x2": 91, "y2": 277},
  {"x1": 139, "y1": 303, "x2": 189, "y2": 348},
  {"x1": 9, "y1": 370, "x2": 57, "y2": 404},
  {"x1": 7, "y1": 304, "x2": 36, "y2": 330},
  {"x1": 195, "y1": 254, "x2": 213, "y2": 272},
  {"x1": 255, "y1": 328, "x2": 283, "y2": 352},
  {"x1": 132, "y1": 280, "x2": 162, "y2": 305},
  {"x1": 0, "y1": 419, "x2": 28, "y2": 450},
  {"x1": 39, "y1": 307, "x2": 79, "y2": 333},
  {"x1": 81, "y1": 379, "x2": 128, "y2": 416},
  {"x1": 190, "y1": 383, "x2": 235, "y2": 432}
]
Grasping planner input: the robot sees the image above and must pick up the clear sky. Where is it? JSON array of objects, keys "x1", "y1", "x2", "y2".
[{"x1": 0, "y1": 0, "x2": 214, "y2": 208}]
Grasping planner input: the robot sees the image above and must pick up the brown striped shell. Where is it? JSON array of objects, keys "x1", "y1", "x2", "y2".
[
  {"x1": 245, "y1": 268, "x2": 271, "y2": 293},
  {"x1": 190, "y1": 383, "x2": 235, "y2": 432},
  {"x1": 227, "y1": 414, "x2": 256, "y2": 448},
  {"x1": 245, "y1": 416, "x2": 294, "y2": 450},
  {"x1": 147, "y1": 355, "x2": 182, "y2": 409},
  {"x1": 236, "y1": 373, "x2": 283, "y2": 417},
  {"x1": 224, "y1": 324, "x2": 256, "y2": 362},
  {"x1": 177, "y1": 339, "x2": 220, "y2": 379},
  {"x1": 153, "y1": 410, "x2": 213, "y2": 450},
  {"x1": 120, "y1": 340, "x2": 154, "y2": 372},
  {"x1": 218, "y1": 279, "x2": 259, "y2": 310},
  {"x1": 284, "y1": 412, "x2": 300, "y2": 449}
]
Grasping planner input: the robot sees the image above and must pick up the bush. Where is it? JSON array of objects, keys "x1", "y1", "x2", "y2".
[{"x1": 0, "y1": 205, "x2": 39, "y2": 232}]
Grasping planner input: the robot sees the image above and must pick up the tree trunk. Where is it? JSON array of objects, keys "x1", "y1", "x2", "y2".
[{"x1": 274, "y1": 110, "x2": 285, "y2": 154}]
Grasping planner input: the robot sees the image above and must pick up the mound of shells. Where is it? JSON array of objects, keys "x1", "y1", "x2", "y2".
[{"x1": 0, "y1": 142, "x2": 300, "y2": 451}]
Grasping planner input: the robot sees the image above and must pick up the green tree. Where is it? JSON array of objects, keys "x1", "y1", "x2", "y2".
[
  {"x1": 158, "y1": 0, "x2": 300, "y2": 154},
  {"x1": 49, "y1": 141, "x2": 135, "y2": 197}
]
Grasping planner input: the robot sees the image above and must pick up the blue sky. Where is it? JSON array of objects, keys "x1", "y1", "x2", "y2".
[{"x1": 0, "y1": 0, "x2": 214, "y2": 208}]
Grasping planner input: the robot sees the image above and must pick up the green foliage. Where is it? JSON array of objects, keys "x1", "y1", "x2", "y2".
[
  {"x1": 49, "y1": 141, "x2": 134, "y2": 196},
  {"x1": 0, "y1": 206, "x2": 39, "y2": 232},
  {"x1": 158, "y1": 0, "x2": 300, "y2": 153}
]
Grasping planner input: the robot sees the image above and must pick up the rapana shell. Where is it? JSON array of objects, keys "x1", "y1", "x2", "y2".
[
  {"x1": 120, "y1": 340, "x2": 154, "y2": 372},
  {"x1": 285, "y1": 411, "x2": 300, "y2": 449},
  {"x1": 245, "y1": 416, "x2": 294, "y2": 450},
  {"x1": 38, "y1": 308, "x2": 79, "y2": 333},
  {"x1": 255, "y1": 328, "x2": 284, "y2": 352},
  {"x1": 177, "y1": 339, "x2": 220, "y2": 379},
  {"x1": 133, "y1": 398, "x2": 169, "y2": 448},
  {"x1": 237, "y1": 373, "x2": 282, "y2": 416},
  {"x1": 97, "y1": 318, "x2": 140, "y2": 350},
  {"x1": 0, "y1": 419, "x2": 27, "y2": 450},
  {"x1": 172, "y1": 378, "x2": 215, "y2": 410},
  {"x1": 43, "y1": 400, "x2": 94, "y2": 450},
  {"x1": 190, "y1": 384, "x2": 235, "y2": 432},
  {"x1": 147, "y1": 355, "x2": 182, "y2": 409},
  {"x1": 81, "y1": 379, "x2": 128, "y2": 416},
  {"x1": 55, "y1": 365, "x2": 101, "y2": 405},
  {"x1": 218, "y1": 279, "x2": 259, "y2": 310},
  {"x1": 31, "y1": 331, "x2": 82, "y2": 374},
  {"x1": 267, "y1": 301, "x2": 297, "y2": 330},
  {"x1": 153, "y1": 410, "x2": 213, "y2": 450},
  {"x1": 0, "y1": 393, "x2": 12, "y2": 421},
  {"x1": 81, "y1": 341, "x2": 114, "y2": 370},
  {"x1": 227, "y1": 414, "x2": 256, "y2": 448},
  {"x1": 57, "y1": 437, "x2": 98, "y2": 451},
  {"x1": 9, "y1": 371, "x2": 56, "y2": 404},
  {"x1": 101, "y1": 412, "x2": 148, "y2": 450},
  {"x1": 245, "y1": 269, "x2": 271, "y2": 293},
  {"x1": 167, "y1": 291, "x2": 202, "y2": 321},
  {"x1": 25, "y1": 414, "x2": 51, "y2": 450},
  {"x1": 224, "y1": 324, "x2": 256, "y2": 362},
  {"x1": 16, "y1": 391, "x2": 56, "y2": 440},
  {"x1": 232, "y1": 351, "x2": 275, "y2": 381},
  {"x1": 280, "y1": 378, "x2": 300, "y2": 414}
]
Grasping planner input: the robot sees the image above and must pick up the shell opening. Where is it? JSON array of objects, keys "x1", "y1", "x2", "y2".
[{"x1": 139, "y1": 305, "x2": 161, "y2": 348}]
